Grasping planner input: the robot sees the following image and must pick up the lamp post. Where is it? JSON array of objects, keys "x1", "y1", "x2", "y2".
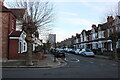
[{"x1": 54, "y1": 34, "x2": 56, "y2": 62}]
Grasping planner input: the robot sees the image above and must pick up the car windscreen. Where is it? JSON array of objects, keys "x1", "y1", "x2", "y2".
[{"x1": 85, "y1": 49, "x2": 92, "y2": 52}]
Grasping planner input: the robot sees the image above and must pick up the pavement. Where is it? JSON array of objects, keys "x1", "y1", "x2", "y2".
[
  {"x1": 95, "y1": 55, "x2": 120, "y2": 62},
  {"x1": 95, "y1": 55, "x2": 112, "y2": 59},
  {"x1": 1, "y1": 53, "x2": 67, "y2": 69}
]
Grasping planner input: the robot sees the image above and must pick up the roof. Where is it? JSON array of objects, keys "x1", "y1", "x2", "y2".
[
  {"x1": 81, "y1": 29, "x2": 86, "y2": 34},
  {"x1": 8, "y1": 8, "x2": 26, "y2": 19},
  {"x1": 76, "y1": 33, "x2": 80, "y2": 38},
  {"x1": 100, "y1": 20, "x2": 115, "y2": 30},
  {"x1": 0, "y1": 5, "x2": 9, "y2": 12},
  {"x1": 0, "y1": 5, "x2": 26, "y2": 19},
  {"x1": 117, "y1": 16, "x2": 120, "y2": 19},
  {"x1": 95, "y1": 27, "x2": 98, "y2": 32},
  {"x1": 86, "y1": 30, "x2": 91, "y2": 35},
  {"x1": 100, "y1": 23, "x2": 108, "y2": 30},
  {"x1": 9, "y1": 31, "x2": 22, "y2": 37}
]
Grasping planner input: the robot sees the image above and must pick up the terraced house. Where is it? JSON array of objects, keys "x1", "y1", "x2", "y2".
[{"x1": 57, "y1": 16, "x2": 120, "y2": 55}]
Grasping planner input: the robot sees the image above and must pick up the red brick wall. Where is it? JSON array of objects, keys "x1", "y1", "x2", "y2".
[
  {"x1": 9, "y1": 39, "x2": 19, "y2": 59},
  {"x1": 9, "y1": 13, "x2": 16, "y2": 33},
  {"x1": 0, "y1": 13, "x2": 2, "y2": 60},
  {"x1": 0, "y1": 12, "x2": 16, "y2": 60},
  {"x1": 1, "y1": 13, "x2": 9, "y2": 60}
]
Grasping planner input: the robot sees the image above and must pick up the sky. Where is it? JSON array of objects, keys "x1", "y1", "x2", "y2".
[
  {"x1": 4, "y1": 0, "x2": 120, "y2": 42},
  {"x1": 51, "y1": 1, "x2": 119, "y2": 42}
]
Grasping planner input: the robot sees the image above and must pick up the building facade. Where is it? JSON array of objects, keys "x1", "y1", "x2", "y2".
[
  {"x1": 0, "y1": 1, "x2": 43, "y2": 60},
  {"x1": 48, "y1": 34, "x2": 56, "y2": 48},
  {"x1": 57, "y1": 16, "x2": 120, "y2": 55},
  {"x1": 0, "y1": 4, "x2": 17, "y2": 61}
]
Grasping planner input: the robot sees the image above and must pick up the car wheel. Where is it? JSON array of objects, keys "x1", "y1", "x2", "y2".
[{"x1": 83, "y1": 53, "x2": 86, "y2": 56}]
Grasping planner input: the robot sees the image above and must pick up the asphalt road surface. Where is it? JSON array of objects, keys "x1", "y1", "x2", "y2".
[{"x1": 2, "y1": 53, "x2": 120, "y2": 78}]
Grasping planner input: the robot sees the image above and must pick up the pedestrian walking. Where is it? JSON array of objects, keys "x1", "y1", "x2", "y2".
[{"x1": 53, "y1": 49, "x2": 57, "y2": 62}]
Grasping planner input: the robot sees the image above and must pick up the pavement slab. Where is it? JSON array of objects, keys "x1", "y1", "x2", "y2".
[{"x1": 1, "y1": 53, "x2": 67, "y2": 69}]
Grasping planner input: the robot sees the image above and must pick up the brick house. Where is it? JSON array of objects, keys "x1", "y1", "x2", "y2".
[
  {"x1": 0, "y1": 2, "x2": 43, "y2": 61},
  {"x1": 75, "y1": 33, "x2": 80, "y2": 49},
  {"x1": 9, "y1": 31, "x2": 26, "y2": 59},
  {"x1": 86, "y1": 30, "x2": 92, "y2": 49},
  {"x1": 97, "y1": 16, "x2": 114, "y2": 51},
  {"x1": 0, "y1": 3, "x2": 17, "y2": 61}
]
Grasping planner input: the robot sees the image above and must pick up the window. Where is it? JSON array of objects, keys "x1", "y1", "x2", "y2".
[
  {"x1": 116, "y1": 26, "x2": 118, "y2": 31},
  {"x1": 24, "y1": 43, "x2": 26, "y2": 51},
  {"x1": 107, "y1": 29, "x2": 109, "y2": 37},
  {"x1": 18, "y1": 41, "x2": 22, "y2": 53},
  {"x1": 12, "y1": 18, "x2": 14, "y2": 30},
  {"x1": 104, "y1": 31, "x2": 107, "y2": 38},
  {"x1": 18, "y1": 41, "x2": 27, "y2": 53},
  {"x1": 85, "y1": 49, "x2": 92, "y2": 52},
  {"x1": 118, "y1": 40, "x2": 120, "y2": 48}
]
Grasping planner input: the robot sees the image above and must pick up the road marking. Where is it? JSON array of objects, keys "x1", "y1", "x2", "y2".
[
  {"x1": 65, "y1": 58, "x2": 80, "y2": 62},
  {"x1": 90, "y1": 58, "x2": 95, "y2": 60},
  {"x1": 89, "y1": 61, "x2": 94, "y2": 63},
  {"x1": 64, "y1": 58, "x2": 67, "y2": 60},
  {"x1": 100, "y1": 64, "x2": 104, "y2": 66},
  {"x1": 112, "y1": 64, "x2": 117, "y2": 66},
  {"x1": 83, "y1": 60, "x2": 90, "y2": 62}
]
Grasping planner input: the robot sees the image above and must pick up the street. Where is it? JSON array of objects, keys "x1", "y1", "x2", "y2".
[{"x1": 2, "y1": 53, "x2": 119, "y2": 78}]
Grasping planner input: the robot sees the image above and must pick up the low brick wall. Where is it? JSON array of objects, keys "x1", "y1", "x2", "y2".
[
  {"x1": 93, "y1": 49, "x2": 120, "y2": 58},
  {"x1": 17, "y1": 52, "x2": 47, "y2": 60}
]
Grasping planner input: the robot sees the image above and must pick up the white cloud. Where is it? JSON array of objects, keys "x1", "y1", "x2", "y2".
[
  {"x1": 60, "y1": 11, "x2": 78, "y2": 16},
  {"x1": 60, "y1": 17, "x2": 94, "y2": 27},
  {"x1": 53, "y1": 27, "x2": 85, "y2": 42},
  {"x1": 5, "y1": 0, "x2": 120, "y2": 2},
  {"x1": 53, "y1": 27, "x2": 78, "y2": 42},
  {"x1": 53, "y1": 17, "x2": 95, "y2": 42},
  {"x1": 50, "y1": 0, "x2": 120, "y2": 2},
  {"x1": 81, "y1": 2, "x2": 118, "y2": 13},
  {"x1": 53, "y1": 28, "x2": 67, "y2": 42}
]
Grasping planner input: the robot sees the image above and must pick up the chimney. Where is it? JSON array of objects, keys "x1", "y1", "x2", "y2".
[
  {"x1": 107, "y1": 16, "x2": 113, "y2": 22},
  {"x1": 92, "y1": 24, "x2": 96, "y2": 28},
  {"x1": 72, "y1": 35, "x2": 74, "y2": 38},
  {"x1": 76, "y1": 33, "x2": 79, "y2": 36},
  {"x1": 0, "y1": 0, "x2": 4, "y2": 5}
]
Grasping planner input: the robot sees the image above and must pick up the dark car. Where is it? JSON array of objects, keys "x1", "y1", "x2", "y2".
[
  {"x1": 54, "y1": 49, "x2": 65, "y2": 58},
  {"x1": 50, "y1": 48, "x2": 56, "y2": 53}
]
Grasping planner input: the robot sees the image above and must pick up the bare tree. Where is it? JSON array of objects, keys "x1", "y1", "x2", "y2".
[
  {"x1": 6, "y1": 0, "x2": 54, "y2": 65},
  {"x1": 108, "y1": 6, "x2": 120, "y2": 60},
  {"x1": 100, "y1": 3, "x2": 118, "y2": 23},
  {"x1": 109, "y1": 29, "x2": 120, "y2": 59},
  {"x1": 103, "y1": 3, "x2": 120, "y2": 60}
]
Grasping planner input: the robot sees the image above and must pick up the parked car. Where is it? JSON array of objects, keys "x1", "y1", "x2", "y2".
[
  {"x1": 50, "y1": 48, "x2": 56, "y2": 53},
  {"x1": 63, "y1": 48, "x2": 68, "y2": 52},
  {"x1": 54, "y1": 49, "x2": 65, "y2": 58},
  {"x1": 79, "y1": 49, "x2": 95, "y2": 56},
  {"x1": 69, "y1": 49, "x2": 76, "y2": 53},
  {"x1": 74, "y1": 49, "x2": 81, "y2": 54},
  {"x1": 66, "y1": 48, "x2": 72, "y2": 53}
]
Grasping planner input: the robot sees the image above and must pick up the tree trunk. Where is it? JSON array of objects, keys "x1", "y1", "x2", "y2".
[
  {"x1": 26, "y1": 33, "x2": 33, "y2": 66},
  {"x1": 26, "y1": 42, "x2": 33, "y2": 66},
  {"x1": 112, "y1": 40, "x2": 118, "y2": 60}
]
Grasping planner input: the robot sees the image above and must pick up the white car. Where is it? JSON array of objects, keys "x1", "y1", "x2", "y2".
[
  {"x1": 67, "y1": 48, "x2": 73, "y2": 52},
  {"x1": 75, "y1": 49, "x2": 81, "y2": 54},
  {"x1": 79, "y1": 49, "x2": 95, "y2": 56}
]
